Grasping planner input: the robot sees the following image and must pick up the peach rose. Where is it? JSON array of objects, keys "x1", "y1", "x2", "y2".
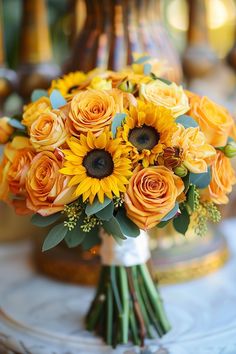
[
  {"x1": 140, "y1": 80, "x2": 189, "y2": 118},
  {"x1": 124, "y1": 165, "x2": 184, "y2": 229},
  {"x1": 26, "y1": 151, "x2": 76, "y2": 216},
  {"x1": 22, "y1": 96, "x2": 51, "y2": 128},
  {"x1": 0, "y1": 137, "x2": 32, "y2": 202},
  {"x1": 187, "y1": 93, "x2": 234, "y2": 147},
  {"x1": 172, "y1": 125, "x2": 216, "y2": 173},
  {"x1": 8, "y1": 148, "x2": 35, "y2": 195},
  {"x1": 202, "y1": 151, "x2": 236, "y2": 204},
  {"x1": 0, "y1": 117, "x2": 14, "y2": 144},
  {"x1": 30, "y1": 109, "x2": 68, "y2": 151},
  {"x1": 67, "y1": 89, "x2": 122, "y2": 137}
]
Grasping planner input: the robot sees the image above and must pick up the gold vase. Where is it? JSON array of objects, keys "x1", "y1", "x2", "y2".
[
  {"x1": 0, "y1": 202, "x2": 42, "y2": 242},
  {"x1": 149, "y1": 224, "x2": 229, "y2": 284}
]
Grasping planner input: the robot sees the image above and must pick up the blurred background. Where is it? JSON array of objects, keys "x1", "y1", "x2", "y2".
[{"x1": 1, "y1": 0, "x2": 236, "y2": 115}]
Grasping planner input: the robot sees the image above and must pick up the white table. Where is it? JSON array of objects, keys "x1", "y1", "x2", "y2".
[{"x1": 0, "y1": 220, "x2": 236, "y2": 354}]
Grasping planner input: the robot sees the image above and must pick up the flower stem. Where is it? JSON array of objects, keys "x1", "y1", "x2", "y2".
[{"x1": 138, "y1": 264, "x2": 171, "y2": 333}]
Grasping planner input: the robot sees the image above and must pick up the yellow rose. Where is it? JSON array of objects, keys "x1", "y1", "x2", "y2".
[
  {"x1": 67, "y1": 89, "x2": 123, "y2": 137},
  {"x1": 30, "y1": 109, "x2": 69, "y2": 151},
  {"x1": 0, "y1": 137, "x2": 32, "y2": 201},
  {"x1": 0, "y1": 117, "x2": 14, "y2": 144},
  {"x1": 172, "y1": 125, "x2": 216, "y2": 173},
  {"x1": 187, "y1": 93, "x2": 234, "y2": 147},
  {"x1": 26, "y1": 151, "x2": 76, "y2": 216},
  {"x1": 124, "y1": 165, "x2": 184, "y2": 229},
  {"x1": 202, "y1": 151, "x2": 236, "y2": 204},
  {"x1": 22, "y1": 96, "x2": 51, "y2": 128},
  {"x1": 89, "y1": 77, "x2": 112, "y2": 90},
  {"x1": 140, "y1": 80, "x2": 189, "y2": 118}
]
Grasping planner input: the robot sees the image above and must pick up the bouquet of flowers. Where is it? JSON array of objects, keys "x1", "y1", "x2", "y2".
[{"x1": 0, "y1": 57, "x2": 236, "y2": 347}]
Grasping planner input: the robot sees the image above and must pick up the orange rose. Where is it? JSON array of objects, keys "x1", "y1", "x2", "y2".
[
  {"x1": 22, "y1": 96, "x2": 51, "y2": 128},
  {"x1": 26, "y1": 151, "x2": 76, "y2": 216},
  {"x1": 30, "y1": 109, "x2": 69, "y2": 151},
  {"x1": 124, "y1": 166, "x2": 184, "y2": 229},
  {"x1": 0, "y1": 137, "x2": 32, "y2": 202},
  {"x1": 187, "y1": 93, "x2": 234, "y2": 147},
  {"x1": 8, "y1": 148, "x2": 35, "y2": 195},
  {"x1": 0, "y1": 117, "x2": 14, "y2": 144},
  {"x1": 67, "y1": 89, "x2": 122, "y2": 137},
  {"x1": 202, "y1": 151, "x2": 236, "y2": 204}
]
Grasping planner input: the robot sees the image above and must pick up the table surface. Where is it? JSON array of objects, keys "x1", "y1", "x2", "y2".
[{"x1": 0, "y1": 220, "x2": 236, "y2": 354}]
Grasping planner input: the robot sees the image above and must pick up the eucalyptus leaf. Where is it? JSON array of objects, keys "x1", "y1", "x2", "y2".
[
  {"x1": 31, "y1": 212, "x2": 61, "y2": 227},
  {"x1": 133, "y1": 55, "x2": 151, "y2": 64},
  {"x1": 189, "y1": 168, "x2": 211, "y2": 189},
  {"x1": 31, "y1": 89, "x2": 48, "y2": 102},
  {"x1": 173, "y1": 208, "x2": 190, "y2": 235},
  {"x1": 96, "y1": 201, "x2": 114, "y2": 220},
  {"x1": 50, "y1": 89, "x2": 67, "y2": 109},
  {"x1": 8, "y1": 118, "x2": 25, "y2": 131},
  {"x1": 103, "y1": 216, "x2": 126, "y2": 240},
  {"x1": 85, "y1": 197, "x2": 112, "y2": 216},
  {"x1": 82, "y1": 226, "x2": 100, "y2": 250},
  {"x1": 64, "y1": 224, "x2": 86, "y2": 248},
  {"x1": 183, "y1": 173, "x2": 190, "y2": 192},
  {"x1": 162, "y1": 203, "x2": 179, "y2": 222},
  {"x1": 116, "y1": 208, "x2": 140, "y2": 237},
  {"x1": 143, "y1": 63, "x2": 152, "y2": 75},
  {"x1": 156, "y1": 220, "x2": 171, "y2": 229},
  {"x1": 111, "y1": 113, "x2": 127, "y2": 137},
  {"x1": 176, "y1": 115, "x2": 198, "y2": 128},
  {"x1": 187, "y1": 184, "x2": 195, "y2": 212},
  {"x1": 155, "y1": 77, "x2": 172, "y2": 85},
  {"x1": 42, "y1": 223, "x2": 67, "y2": 251}
]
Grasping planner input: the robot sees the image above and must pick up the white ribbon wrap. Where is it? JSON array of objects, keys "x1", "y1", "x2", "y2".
[{"x1": 100, "y1": 229, "x2": 150, "y2": 267}]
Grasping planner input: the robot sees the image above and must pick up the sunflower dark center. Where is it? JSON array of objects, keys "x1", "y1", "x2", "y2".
[
  {"x1": 67, "y1": 85, "x2": 79, "y2": 94},
  {"x1": 129, "y1": 125, "x2": 160, "y2": 152},
  {"x1": 83, "y1": 149, "x2": 114, "y2": 179}
]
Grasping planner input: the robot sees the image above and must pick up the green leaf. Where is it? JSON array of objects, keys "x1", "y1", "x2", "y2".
[
  {"x1": 8, "y1": 118, "x2": 25, "y2": 131},
  {"x1": 31, "y1": 212, "x2": 61, "y2": 227},
  {"x1": 162, "y1": 202, "x2": 179, "y2": 222},
  {"x1": 111, "y1": 113, "x2": 127, "y2": 137},
  {"x1": 116, "y1": 208, "x2": 140, "y2": 237},
  {"x1": 85, "y1": 197, "x2": 112, "y2": 216},
  {"x1": 31, "y1": 89, "x2": 48, "y2": 102},
  {"x1": 156, "y1": 77, "x2": 172, "y2": 85},
  {"x1": 42, "y1": 223, "x2": 67, "y2": 251},
  {"x1": 50, "y1": 89, "x2": 67, "y2": 109},
  {"x1": 143, "y1": 63, "x2": 152, "y2": 75},
  {"x1": 189, "y1": 168, "x2": 211, "y2": 189},
  {"x1": 96, "y1": 201, "x2": 114, "y2": 220},
  {"x1": 176, "y1": 115, "x2": 198, "y2": 128},
  {"x1": 156, "y1": 220, "x2": 171, "y2": 229},
  {"x1": 103, "y1": 216, "x2": 126, "y2": 240},
  {"x1": 183, "y1": 173, "x2": 190, "y2": 192},
  {"x1": 64, "y1": 223, "x2": 86, "y2": 248},
  {"x1": 173, "y1": 208, "x2": 190, "y2": 235},
  {"x1": 187, "y1": 184, "x2": 195, "y2": 212},
  {"x1": 133, "y1": 55, "x2": 151, "y2": 64},
  {"x1": 82, "y1": 226, "x2": 100, "y2": 250}
]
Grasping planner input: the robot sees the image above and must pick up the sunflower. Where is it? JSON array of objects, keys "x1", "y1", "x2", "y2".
[
  {"x1": 118, "y1": 100, "x2": 177, "y2": 167},
  {"x1": 60, "y1": 130, "x2": 132, "y2": 204},
  {"x1": 49, "y1": 71, "x2": 88, "y2": 99}
]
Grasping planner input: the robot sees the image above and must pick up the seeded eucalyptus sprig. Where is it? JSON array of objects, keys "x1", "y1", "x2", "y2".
[{"x1": 63, "y1": 201, "x2": 82, "y2": 231}]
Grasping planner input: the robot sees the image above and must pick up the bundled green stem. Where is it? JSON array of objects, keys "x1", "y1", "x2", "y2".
[{"x1": 85, "y1": 264, "x2": 171, "y2": 347}]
